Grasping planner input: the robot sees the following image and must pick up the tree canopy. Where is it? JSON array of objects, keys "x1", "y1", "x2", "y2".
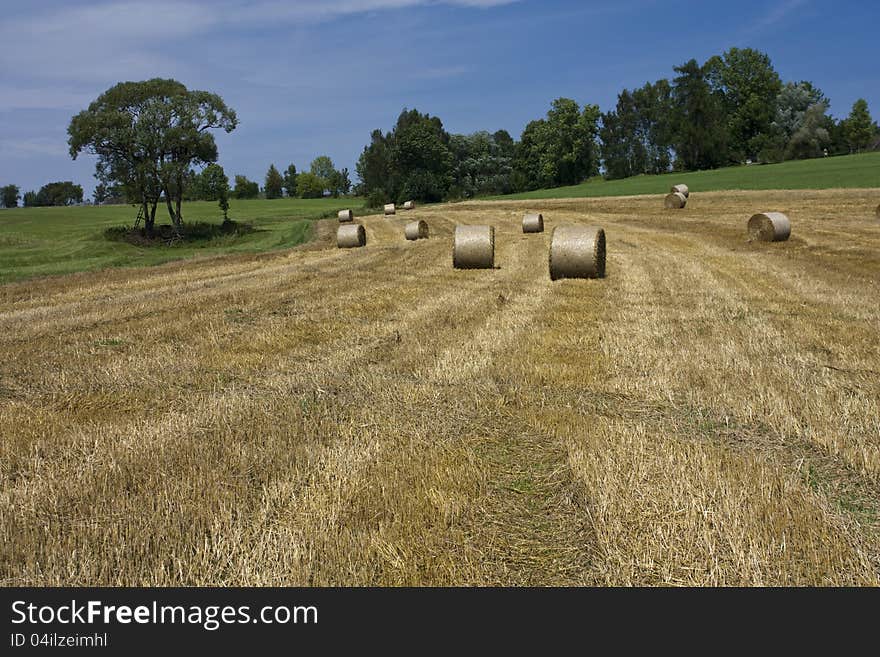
[
  {"x1": 233, "y1": 175, "x2": 259, "y2": 199},
  {"x1": 844, "y1": 99, "x2": 875, "y2": 152},
  {"x1": 1, "y1": 184, "x2": 20, "y2": 209},
  {"x1": 68, "y1": 78, "x2": 237, "y2": 231},
  {"x1": 264, "y1": 164, "x2": 283, "y2": 199}
]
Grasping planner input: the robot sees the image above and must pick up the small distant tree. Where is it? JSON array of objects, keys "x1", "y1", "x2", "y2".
[
  {"x1": 283, "y1": 164, "x2": 298, "y2": 197},
  {"x1": 1, "y1": 184, "x2": 20, "y2": 208},
  {"x1": 296, "y1": 172, "x2": 325, "y2": 198},
  {"x1": 309, "y1": 155, "x2": 336, "y2": 183},
  {"x1": 844, "y1": 99, "x2": 874, "y2": 153},
  {"x1": 33, "y1": 181, "x2": 83, "y2": 206},
  {"x1": 264, "y1": 164, "x2": 283, "y2": 199},
  {"x1": 199, "y1": 164, "x2": 230, "y2": 221},
  {"x1": 338, "y1": 167, "x2": 352, "y2": 195},
  {"x1": 327, "y1": 169, "x2": 342, "y2": 197},
  {"x1": 23, "y1": 191, "x2": 37, "y2": 207},
  {"x1": 233, "y1": 175, "x2": 259, "y2": 199}
]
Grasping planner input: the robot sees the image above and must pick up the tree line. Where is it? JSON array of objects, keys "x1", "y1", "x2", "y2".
[
  {"x1": 356, "y1": 47, "x2": 878, "y2": 204},
  {"x1": 0, "y1": 181, "x2": 83, "y2": 208},
  {"x1": 184, "y1": 156, "x2": 352, "y2": 203},
  {"x1": 2, "y1": 53, "x2": 876, "y2": 215}
]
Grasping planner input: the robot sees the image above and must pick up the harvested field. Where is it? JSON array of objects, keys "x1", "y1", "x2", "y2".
[{"x1": 1, "y1": 189, "x2": 879, "y2": 586}]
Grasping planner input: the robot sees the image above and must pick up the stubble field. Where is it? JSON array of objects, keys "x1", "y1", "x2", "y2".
[{"x1": 1, "y1": 188, "x2": 879, "y2": 585}]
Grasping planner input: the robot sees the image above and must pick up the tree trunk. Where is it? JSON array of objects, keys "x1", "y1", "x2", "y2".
[
  {"x1": 175, "y1": 195, "x2": 183, "y2": 228},
  {"x1": 164, "y1": 188, "x2": 181, "y2": 230},
  {"x1": 142, "y1": 200, "x2": 155, "y2": 233},
  {"x1": 148, "y1": 202, "x2": 158, "y2": 232}
]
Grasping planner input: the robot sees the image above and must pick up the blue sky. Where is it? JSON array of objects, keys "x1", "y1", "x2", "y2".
[{"x1": 1, "y1": 0, "x2": 878, "y2": 197}]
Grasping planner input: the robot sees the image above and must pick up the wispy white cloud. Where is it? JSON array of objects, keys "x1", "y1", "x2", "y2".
[
  {"x1": 0, "y1": 0, "x2": 518, "y2": 89},
  {"x1": 0, "y1": 137, "x2": 70, "y2": 158},
  {"x1": 745, "y1": 0, "x2": 808, "y2": 34}
]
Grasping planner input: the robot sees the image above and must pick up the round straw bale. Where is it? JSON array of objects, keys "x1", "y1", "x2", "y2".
[
  {"x1": 875, "y1": 203, "x2": 880, "y2": 219},
  {"x1": 664, "y1": 192, "x2": 687, "y2": 209},
  {"x1": 549, "y1": 225, "x2": 606, "y2": 280},
  {"x1": 337, "y1": 223, "x2": 366, "y2": 248},
  {"x1": 384, "y1": 203, "x2": 396, "y2": 215},
  {"x1": 671, "y1": 184, "x2": 689, "y2": 197},
  {"x1": 405, "y1": 220, "x2": 429, "y2": 240},
  {"x1": 337, "y1": 209, "x2": 353, "y2": 222},
  {"x1": 453, "y1": 225, "x2": 494, "y2": 269},
  {"x1": 404, "y1": 200, "x2": 415, "y2": 210},
  {"x1": 748, "y1": 212, "x2": 791, "y2": 242},
  {"x1": 522, "y1": 213, "x2": 544, "y2": 233}
]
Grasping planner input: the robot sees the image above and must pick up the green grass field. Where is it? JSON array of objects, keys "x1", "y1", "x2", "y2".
[
  {"x1": 0, "y1": 197, "x2": 367, "y2": 283},
  {"x1": 2, "y1": 152, "x2": 877, "y2": 284},
  {"x1": 493, "y1": 151, "x2": 880, "y2": 200}
]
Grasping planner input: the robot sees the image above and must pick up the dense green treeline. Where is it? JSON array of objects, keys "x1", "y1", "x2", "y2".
[{"x1": 355, "y1": 47, "x2": 878, "y2": 205}]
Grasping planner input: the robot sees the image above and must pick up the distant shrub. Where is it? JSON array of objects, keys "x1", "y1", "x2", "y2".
[
  {"x1": 366, "y1": 189, "x2": 386, "y2": 209},
  {"x1": 104, "y1": 220, "x2": 256, "y2": 247}
]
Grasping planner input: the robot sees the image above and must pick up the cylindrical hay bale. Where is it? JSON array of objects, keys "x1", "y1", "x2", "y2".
[
  {"x1": 337, "y1": 223, "x2": 366, "y2": 248},
  {"x1": 405, "y1": 220, "x2": 429, "y2": 240},
  {"x1": 748, "y1": 212, "x2": 791, "y2": 242},
  {"x1": 404, "y1": 200, "x2": 415, "y2": 210},
  {"x1": 549, "y1": 225, "x2": 606, "y2": 280},
  {"x1": 875, "y1": 203, "x2": 880, "y2": 219},
  {"x1": 384, "y1": 203, "x2": 396, "y2": 215},
  {"x1": 453, "y1": 225, "x2": 494, "y2": 269},
  {"x1": 671, "y1": 184, "x2": 689, "y2": 197},
  {"x1": 337, "y1": 209, "x2": 353, "y2": 222},
  {"x1": 522, "y1": 213, "x2": 544, "y2": 233},
  {"x1": 664, "y1": 192, "x2": 687, "y2": 209}
]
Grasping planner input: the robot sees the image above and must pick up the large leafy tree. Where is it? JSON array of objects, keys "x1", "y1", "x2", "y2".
[
  {"x1": 356, "y1": 129, "x2": 390, "y2": 200},
  {"x1": 449, "y1": 130, "x2": 515, "y2": 197},
  {"x1": 600, "y1": 90, "x2": 644, "y2": 180},
  {"x1": 764, "y1": 81, "x2": 833, "y2": 161},
  {"x1": 705, "y1": 48, "x2": 781, "y2": 162},
  {"x1": 388, "y1": 109, "x2": 455, "y2": 202},
  {"x1": 296, "y1": 172, "x2": 325, "y2": 199},
  {"x1": 68, "y1": 78, "x2": 237, "y2": 232},
  {"x1": 844, "y1": 99, "x2": 875, "y2": 153},
  {"x1": 309, "y1": 156, "x2": 336, "y2": 184},
  {"x1": 671, "y1": 59, "x2": 728, "y2": 170},
  {"x1": 515, "y1": 98, "x2": 600, "y2": 190},
  {"x1": 31, "y1": 181, "x2": 83, "y2": 206},
  {"x1": 1, "y1": 184, "x2": 20, "y2": 208},
  {"x1": 264, "y1": 164, "x2": 283, "y2": 199},
  {"x1": 357, "y1": 109, "x2": 454, "y2": 203},
  {"x1": 785, "y1": 103, "x2": 831, "y2": 160}
]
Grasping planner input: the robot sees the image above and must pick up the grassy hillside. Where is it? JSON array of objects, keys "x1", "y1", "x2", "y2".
[
  {"x1": 0, "y1": 197, "x2": 367, "y2": 283},
  {"x1": 494, "y1": 151, "x2": 880, "y2": 200}
]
